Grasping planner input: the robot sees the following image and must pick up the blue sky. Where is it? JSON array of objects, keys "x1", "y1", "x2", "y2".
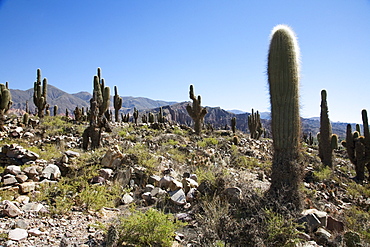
[{"x1": 1, "y1": 0, "x2": 369, "y2": 123}]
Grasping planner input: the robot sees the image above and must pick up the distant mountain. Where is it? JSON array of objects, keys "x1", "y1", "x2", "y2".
[
  {"x1": 227, "y1": 109, "x2": 246, "y2": 115},
  {"x1": 10, "y1": 85, "x2": 176, "y2": 115},
  {"x1": 10, "y1": 85, "x2": 89, "y2": 114}
]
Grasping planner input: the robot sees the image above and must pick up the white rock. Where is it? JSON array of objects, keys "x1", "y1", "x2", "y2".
[{"x1": 8, "y1": 228, "x2": 28, "y2": 241}]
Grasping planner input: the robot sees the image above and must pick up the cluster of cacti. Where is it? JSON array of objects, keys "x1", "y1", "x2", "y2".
[
  {"x1": 318, "y1": 90, "x2": 338, "y2": 167},
  {"x1": 33, "y1": 69, "x2": 48, "y2": 118},
  {"x1": 186, "y1": 85, "x2": 207, "y2": 135},
  {"x1": 113, "y1": 86, "x2": 123, "y2": 122},
  {"x1": 303, "y1": 132, "x2": 314, "y2": 146},
  {"x1": 94, "y1": 68, "x2": 111, "y2": 118},
  {"x1": 0, "y1": 82, "x2": 12, "y2": 130},
  {"x1": 342, "y1": 109, "x2": 370, "y2": 181},
  {"x1": 267, "y1": 25, "x2": 302, "y2": 210},
  {"x1": 74, "y1": 106, "x2": 83, "y2": 121},
  {"x1": 83, "y1": 68, "x2": 112, "y2": 150},
  {"x1": 248, "y1": 108, "x2": 263, "y2": 140},
  {"x1": 121, "y1": 113, "x2": 130, "y2": 123}
]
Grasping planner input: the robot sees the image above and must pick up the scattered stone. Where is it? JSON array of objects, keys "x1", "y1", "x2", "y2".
[
  {"x1": 169, "y1": 189, "x2": 186, "y2": 205},
  {"x1": 113, "y1": 168, "x2": 131, "y2": 186},
  {"x1": 148, "y1": 174, "x2": 161, "y2": 186},
  {"x1": 159, "y1": 175, "x2": 172, "y2": 190},
  {"x1": 101, "y1": 145, "x2": 123, "y2": 168},
  {"x1": 301, "y1": 208, "x2": 327, "y2": 228},
  {"x1": 15, "y1": 195, "x2": 30, "y2": 204},
  {"x1": 298, "y1": 213, "x2": 321, "y2": 233},
  {"x1": 99, "y1": 168, "x2": 114, "y2": 180},
  {"x1": 150, "y1": 187, "x2": 167, "y2": 198},
  {"x1": 3, "y1": 200, "x2": 23, "y2": 217},
  {"x1": 23, "y1": 166, "x2": 39, "y2": 177},
  {"x1": 3, "y1": 175, "x2": 18, "y2": 186},
  {"x1": 15, "y1": 219, "x2": 29, "y2": 229},
  {"x1": 28, "y1": 228, "x2": 47, "y2": 236},
  {"x1": 21, "y1": 202, "x2": 45, "y2": 212},
  {"x1": 65, "y1": 150, "x2": 80, "y2": 157},
  {"x1": 145, "y1": 184, "x2": 155, "y2": 192},
  {"x1": 121, "y1": 193, "x2": 134, "y2": 205},
  {"x1": 90, "y1": 176, "x2": 105, "y2": 184},
  {"x1": 18, "y1": 181, "x2": 36, "y2": 194},
  {"x1": 314, "y1": 227, "x2": 332, "y2": 246},
  {"x1": 5, "y1": 165, "x2": 22, "y2": 175},
  {"x1": 169, "y1": 179, "x2": 183, "y2": 192},
  {"x1": 15, "y1": 174, "x2": 28, "y2": 183},
  {"x1": 222, "y1": 187, "x2": 242, "y2": 203},
  {"x1": 42, "y1": 164, "x2": 61, "y2": 180},
  {"x1": 8, "y1": 228, "x2": 28, "y2": 241},
  {"x1": 327, "y1": 216, "x2": 344, "y2": 232}
]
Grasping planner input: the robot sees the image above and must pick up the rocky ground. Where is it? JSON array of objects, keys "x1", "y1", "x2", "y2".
[{"x1": 0, "y1": 117, "x2": 369, "y2": 246}]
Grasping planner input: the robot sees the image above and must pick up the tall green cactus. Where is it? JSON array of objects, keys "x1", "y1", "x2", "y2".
[
  {"x1": 93, "y1": 68, "x2": 110, "y2": 118},
  {"x1": 0, "y1": 82, "x2": 12, "y2": 130},
  {"x1": 248, "y1": 108, "x2": 263, "y2": 140},
  {"x1": 113, "y1": 86, "x2": 122, "y2": 122},
  {"x1": 33, "y1": 69, "x2": 48, "y2": 118},
  {"x1": 157, "y1": 107, "x2": 165, "y2": 123},
  {"x1": 186, "y1": 85, "x2": 207, "y2": 135},
  {"x1": 231, "y1": 117, "x2": 236, "y2": 134},
  {"x1": 267, "y1": 25, "x2": 302, "y2": 210},
  {"x1": 318, "y1": 89, "x2": 337, "y2": 167}
]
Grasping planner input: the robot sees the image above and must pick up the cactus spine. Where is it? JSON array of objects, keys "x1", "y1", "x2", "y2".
[
  {"x1": 318, "y1": 89, "x2": 336, "y2": 167},
  {"x1": 113, "y1": 86, "x2": 122, "y2": 122},
  {"x1": 248, "y1": 109, "x2": 263, "y2": 140},
  {"x1": 186, "y1": 85, "x2": 207, "y2": 135},
  {"x1": 267, "y1": 25, "x2": 302, "y2": 210},
  {"x1": 33, "y1": 69, "x2": 48, "y2": 118},
  {"x1": 0, "y1": 82, "x2": 12, "y2": 130}
]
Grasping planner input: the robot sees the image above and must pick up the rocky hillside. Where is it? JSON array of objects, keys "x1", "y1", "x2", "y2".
[{"x1": 0, "y1": 116, "x2": 369, "y2": 246}]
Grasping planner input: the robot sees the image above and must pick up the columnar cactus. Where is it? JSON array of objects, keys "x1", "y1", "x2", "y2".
[
  {"x1": 33, "y1": 69, "x2": 48, "y2": 118},
  {"x1": 342, "y1": 110, "x2": 370, "y2": 181},
  {"x1": 23, "y1": 112, "x2": 29, "y2": 126},
  {"x1": 231, "y1": 117, "x2": 236, "y2": 134},
  {"x1": 0, "y1": 82, "x2": 12, "y2": 130},
  {"x1": 267, "y1": 25, "x2": 302, "y2": 210},
  {"x1": 248, "y1": 109, "x2": 263, "y2": 140},
  {"x1": 148, "y1": 112, "x2": 154, "y2": 123},
  {"x1": 54, "y1": 105, "x2": 58, "y2": 116},
  {"x1": 186, "y1": 85, "x2": 207, "y2": 135},
  {"x1": 133, "y1": 107, "x2": 139, "y2": 124},
  {"x1": 93, "y1": 73, "x2": 110, "y2": 118},
  {"x1": 113, "y1": 86, "x2": 123, "y2": 122},
  {"x1": 318, "y1": 89, "x2": 337, "y2": 167},
  {"x1": 74, "y1": 106, "x2": 83, "y2": 121},
  {"x1": 45, "y1": 104, "x2": 50, "y2": 116},
  {"x1": 157, "y1": 107, "x2": 165, "y2": 123}
]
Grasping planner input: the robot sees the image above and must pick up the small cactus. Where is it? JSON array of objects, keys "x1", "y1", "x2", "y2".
[
  {"x1": 0, "y1": 82, "x2": 12, "y2": 130},
  {"x1": 23, "y1": 112, "x2": 29, "y2": 126},
  {"x1": 231, "y1": 117, "x2": 236, "y2": 134},
  {"x1": 33, "y1": 69, "x2": 47, "y2": 118},
  {"x1": 54, "y1": 105, "x2": 58, "y2": 116},
  {"x1": 133, "y1": 107, "x2": 139, "y2": 124},
  {"x1": 186, "y1": 85, "x2": 207, "y2": 135},
  {"x1": 113, "y1": 86, "x2": 123, "y2": 122}
]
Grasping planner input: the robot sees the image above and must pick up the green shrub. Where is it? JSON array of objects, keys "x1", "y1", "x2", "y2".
[
  {"x1": 264, "y1": 209, "x2": 302, "y2": 247},
  {"x1": 116, "y1": 208, "x2": 186, "y2": 247}
]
